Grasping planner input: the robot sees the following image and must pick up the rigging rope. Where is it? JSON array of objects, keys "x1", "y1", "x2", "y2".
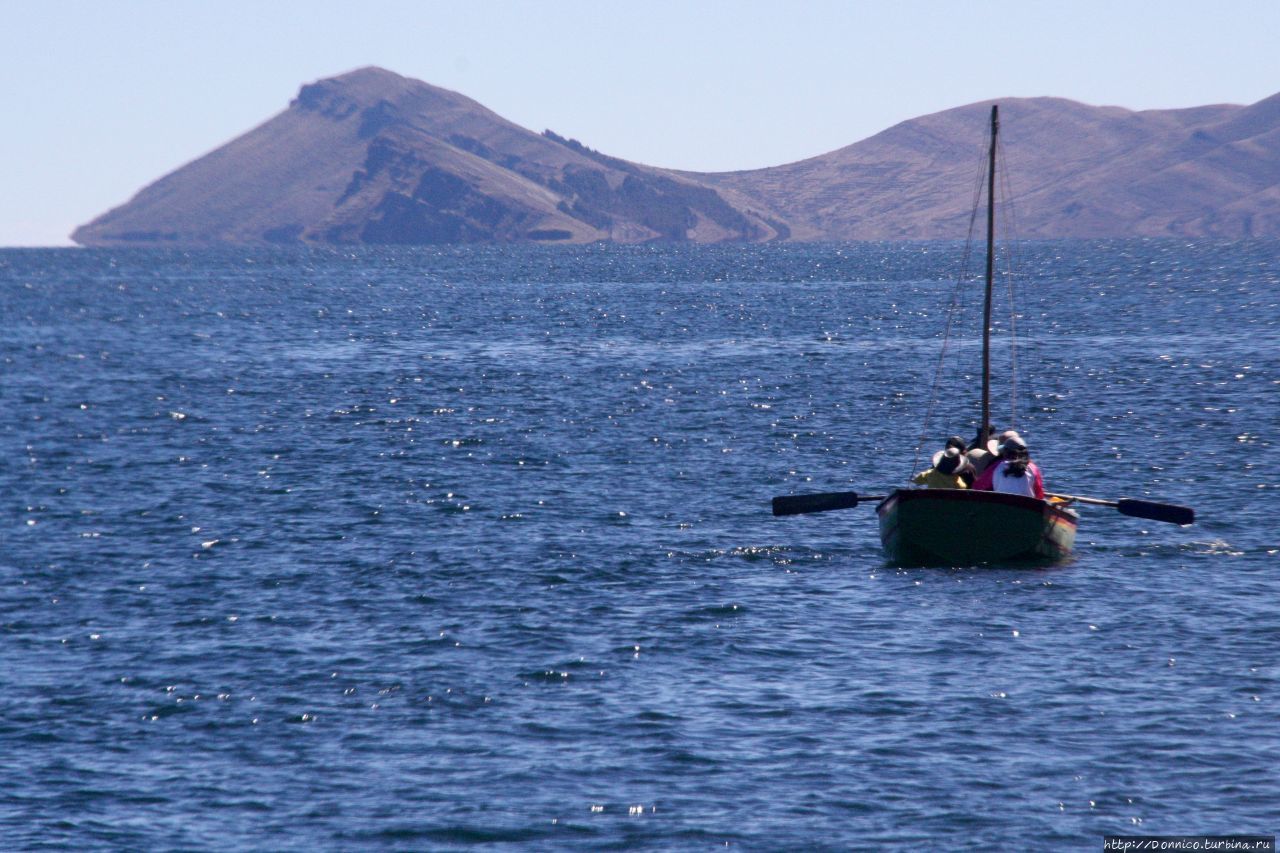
[
  {"x1": 912, "y1": 110, "x2": 1042, "y2": 478},
  {"x1": 995, "y1": 127, "x2": 1039, "y2": 437},
  {"x1": 911, "y1": 124, "x2": 991, "y2": 478}
]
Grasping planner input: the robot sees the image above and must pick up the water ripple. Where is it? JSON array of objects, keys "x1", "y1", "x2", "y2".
[{"x1": 1, "y1": 242, "x2": 1277, "y2": 848}]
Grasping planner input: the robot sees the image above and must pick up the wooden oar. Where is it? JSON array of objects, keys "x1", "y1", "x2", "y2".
[
  {"x1": 771, "y1": 491, "x2": 887, "y2": 516},
  {"x1": 1048, "y1": 492, "x2": 1195, "y2": 526}
]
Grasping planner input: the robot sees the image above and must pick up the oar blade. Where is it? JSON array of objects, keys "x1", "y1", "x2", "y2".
[
  {"x1": 771, "y1": 491, "x2": 863, "y2": 516},
  {"x1": 1116, "y1": 498, "x2": 1195, "y2": 526}
]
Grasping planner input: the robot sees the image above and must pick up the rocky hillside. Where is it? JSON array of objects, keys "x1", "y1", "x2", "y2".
[
  {"x1": 72, "y1": 68, "x2": 1280, "y2": 245},
  {"x1": 72, "y1": 68, "x2": 787, "y2": 247},
  {"x1": 700, "y1": 94, "x2": 1280, "y2": 239}
]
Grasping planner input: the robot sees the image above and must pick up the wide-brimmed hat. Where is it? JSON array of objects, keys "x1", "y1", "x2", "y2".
[
  {"x1": 931, "y1": 446, "x2": 969, "y2": 474},
  {"x1": 988, "y1": 430, "x2": 1027, "y2": 455}
]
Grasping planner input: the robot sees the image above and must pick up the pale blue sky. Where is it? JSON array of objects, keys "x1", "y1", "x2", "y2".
[{"x1": 4, "y1": 0, "x2": 1278, "y2": 246}]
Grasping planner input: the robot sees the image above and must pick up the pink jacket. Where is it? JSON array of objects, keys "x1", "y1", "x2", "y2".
[{"x1": 973, "y1": 459, "x2": 1045, "y2": 499}]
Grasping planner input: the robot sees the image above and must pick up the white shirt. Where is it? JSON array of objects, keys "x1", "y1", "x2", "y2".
[{"x1": 991, "y1": 460, "x2": 1039, "y2": 497}]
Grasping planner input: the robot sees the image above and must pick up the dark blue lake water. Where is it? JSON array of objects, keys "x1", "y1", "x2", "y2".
[{"x1": 1, "y1": 242, "x2": 1277, "y2": 849}]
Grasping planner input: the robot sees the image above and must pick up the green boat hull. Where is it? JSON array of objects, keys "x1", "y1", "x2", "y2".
[{"x1": 877, "y1": 488, "x2": 1078, "y2": 567}]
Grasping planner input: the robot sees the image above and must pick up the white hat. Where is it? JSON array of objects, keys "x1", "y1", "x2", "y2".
[
  {"x1": 931, "y1": 446, "x2": 969, "y2": 474},
  {"x1": 987, "y1": 429, "x2": 1025, "y2": 455}
]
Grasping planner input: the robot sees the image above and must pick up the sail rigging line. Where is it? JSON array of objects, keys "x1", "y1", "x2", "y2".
[
  {"x1": 981, "y1": 106, "x2": 999, "y2": 443},
  {"x1": 910, "y1": 255, "x2": 973, "y2": 478},
  {"x1": 993, "y1": 126, "x2": 1021, "y2": 432},
  {"x1": 992, "y1": 122, "x2": 1041, "y2": 437},
  {"x1": 910, "y1": 104, "x2": 1043, "y2": 477},
  {"x1": 909, "y1": 119, "x2": 996, "y2": 479}
]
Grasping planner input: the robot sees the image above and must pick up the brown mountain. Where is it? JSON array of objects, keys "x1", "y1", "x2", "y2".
[
  {"x1": 698, "y1": 95, "x2": 1280, "y2": 239},
  {"x1": 72, "y1": 67, "x2": 786, "y2": 247},
  {"x1": 72, "y1": 67, "x2": 1280, "y2": 246}
]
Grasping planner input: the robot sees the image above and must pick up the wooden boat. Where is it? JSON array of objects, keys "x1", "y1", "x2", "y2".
[
  {"x1": 771, "y1": 106, "x2": 1191, "y2": 557},
  {"x1": 875, "y1": 105, "x2": 1078, "y2": 566},
  {"x1": 878, "y1": 489, "x2": 1077, "y2": 567}
]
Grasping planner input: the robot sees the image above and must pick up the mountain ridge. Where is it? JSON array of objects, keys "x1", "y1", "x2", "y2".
[{"x1": 72, "y1": 67, "x2": 1280, "y2": 245}]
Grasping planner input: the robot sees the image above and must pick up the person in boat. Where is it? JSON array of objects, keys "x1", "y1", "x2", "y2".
[
  {"x1": 966, "y1": 425, "x2": 999, "y2": 475},
  {"x1": 972, "y1": 432, "x2": 1045, "y2": 499},
  {"x1": 945, "y1": 435, "x2": 977, "y2": 486},
  {"x1": 912, "y1": 446, "x2": 969, "y2": 489}
]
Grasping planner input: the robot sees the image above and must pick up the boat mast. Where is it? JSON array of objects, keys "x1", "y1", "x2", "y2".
[{"x1": 980, "y1": 104, "x2": 998, "y2": 448}]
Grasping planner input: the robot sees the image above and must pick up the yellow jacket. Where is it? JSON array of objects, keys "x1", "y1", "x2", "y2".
[{"x1": 912, "y1": 468, "x2": 968, "y2": 489}]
